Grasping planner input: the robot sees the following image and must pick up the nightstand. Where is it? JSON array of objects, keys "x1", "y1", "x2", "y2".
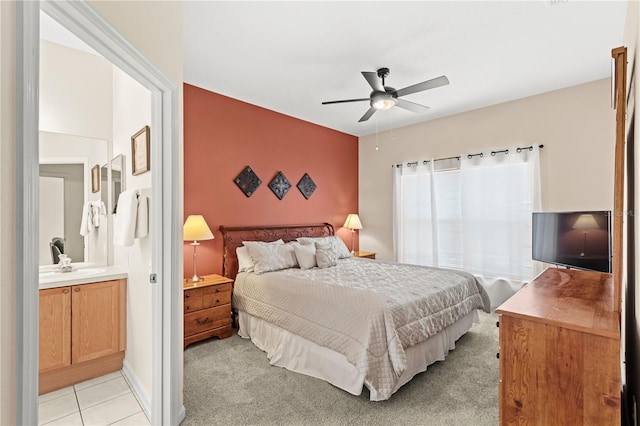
[
  {"x1": 353, "y1": 251, "x2": 376, "y2": 259},
  {"x1": 183, "y1": 274, "x2": 233, "y2": 348}
]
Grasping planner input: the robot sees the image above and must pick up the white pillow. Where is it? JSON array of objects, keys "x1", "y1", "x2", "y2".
[
  {"x1": 293, "y1": 243, "x2": 317, "y2": 269},
  {"x1": 245, "y1": 242, "x2": 298, "y2": 274},
  {"x1": 298, "y1": 236, "x2": 351, "y2": 259},
  {"x1": 236, "y1": 246, "x2": 254, "y2": 273},
  {"x1": 315, "y1": 241, "x2": 338, "y2": 269}
]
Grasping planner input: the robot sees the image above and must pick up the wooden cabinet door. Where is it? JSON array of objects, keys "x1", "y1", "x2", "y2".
[
  {"x1": 71, "y1": 280, "x2": 122, "y2": 364},
  {"x1": 39, "y1": 287, "x2": 72, "y2": 372}
]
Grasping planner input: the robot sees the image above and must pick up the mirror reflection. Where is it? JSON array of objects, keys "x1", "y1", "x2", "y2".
[
  {"x1": 101, "y1": 154, "x2": 125, "y2": 214},
  {"x1": 39, "y1": 131, "x2": 109, "y2": 266},
  {"x1": 112, "y1": 154, "x2": 125, "y2": 213}
]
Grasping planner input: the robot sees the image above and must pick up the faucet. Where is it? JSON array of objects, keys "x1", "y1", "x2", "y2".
[{"x1": 57, "y1": 254, "x2": 74, "y2": 273}]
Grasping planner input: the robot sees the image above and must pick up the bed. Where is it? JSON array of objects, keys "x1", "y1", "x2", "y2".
[{"x1": 220, "y1": 223, "x2": 490, "y2": 401}]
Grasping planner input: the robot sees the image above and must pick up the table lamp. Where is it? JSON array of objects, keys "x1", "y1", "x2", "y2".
[
  {"x1": 343, "y1": 213, "x2": 363, "y2": 254},
  {"x1": 184, "y1": 215, "x2": 214, "y2": 282}
]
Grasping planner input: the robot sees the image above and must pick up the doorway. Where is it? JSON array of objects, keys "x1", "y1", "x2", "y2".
[{"x1": 16, "y1": 2, "x2": 182, "y2": 424}]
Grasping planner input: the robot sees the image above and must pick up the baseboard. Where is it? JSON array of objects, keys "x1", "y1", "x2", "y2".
[
  {"x1": 178, "y1": 405, "x2": 186, "y2": 424},
  {"x1": 122, "y1": 360, "x2": 151, "y2": 418}
]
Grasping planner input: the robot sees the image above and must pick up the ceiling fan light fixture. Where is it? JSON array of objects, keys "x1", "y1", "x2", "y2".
[{"x1": 371, "y1": 92, "x2": 397, "y2": 110}]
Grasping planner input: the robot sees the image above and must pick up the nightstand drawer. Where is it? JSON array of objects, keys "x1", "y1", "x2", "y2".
[
  {"x1": 184, "y1": 305, "x2": 232, "y2": 337},
  {"x1": 184, "y1": 282, "x2": 231, "y2": 313}
]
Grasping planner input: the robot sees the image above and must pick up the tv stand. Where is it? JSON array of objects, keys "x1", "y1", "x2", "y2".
[{"x1": 496, "y1": 268, "x2": 620, "y2": 424}]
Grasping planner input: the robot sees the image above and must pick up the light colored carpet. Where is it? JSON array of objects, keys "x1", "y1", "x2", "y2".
[{"x1": 182, "y1": 311, "x2": 499, "y2": 426}]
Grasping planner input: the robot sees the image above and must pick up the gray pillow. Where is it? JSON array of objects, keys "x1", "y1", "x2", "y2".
[
  {"x1": 298, "y1": 236, "x2": 351, "y2": 259},
  {"x1": 315, "y1": 241, "x2": 338, "y2": 269},
  {"x1": 245, "y1": 242, "x2": 297, "y2": 274}
]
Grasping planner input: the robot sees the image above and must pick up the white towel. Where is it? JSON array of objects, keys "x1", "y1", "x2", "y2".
[
  {"x1": 135, "y1": 196, "x2": 149, "y2": 239},
  {"x1": 113, "y1": 190, "x2": 138, "y2": 247},
  {"x1": 90, "y1": 200, "x2": 106, "y2": 229},
  {"x1": 80, "y1": 202, "x2": 91, "y2": 237},
  {"x1": 79, "y1": 200, "x2": 106, "y2": 236}
]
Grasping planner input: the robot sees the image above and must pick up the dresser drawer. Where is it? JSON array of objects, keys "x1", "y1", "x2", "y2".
[
  {"x1": 184, "y1": 305, "x2": 231, "y2": 337},
  {"x1": 184, "y1": 282, "x2": 231, "y2": 313}
]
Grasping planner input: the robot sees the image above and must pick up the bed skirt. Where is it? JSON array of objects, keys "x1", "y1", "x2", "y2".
[{"x1": 237, "y1": 309, "x2": 479, "y2": 401}]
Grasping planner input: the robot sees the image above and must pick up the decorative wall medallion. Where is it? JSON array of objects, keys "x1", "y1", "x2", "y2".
[
  {"x1": 234, "y1": 166, "x2": 262, "y2": 197},
  {"x1": 269, "y1": 171, "x2": 291, "y2": 200},
  {"x1": 297, "y1": 173, "x2": 316, "y2": 199}
]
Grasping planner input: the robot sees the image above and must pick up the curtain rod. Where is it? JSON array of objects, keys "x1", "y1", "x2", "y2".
[{"x1": 392, "y1": 144, "x2": 544, "y2": 168}]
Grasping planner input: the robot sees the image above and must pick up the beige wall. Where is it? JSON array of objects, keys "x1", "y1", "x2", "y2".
[
  {"x1": 359, "y1": 79, "x2": 615, "y2": 261},
  {"x1": 90, "y1": 1, "x2": 183, "y2": 86}
]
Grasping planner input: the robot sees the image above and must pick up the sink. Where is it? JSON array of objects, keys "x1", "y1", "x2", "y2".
[{"x1": 39, "y1": 267, "x2": 108, "y2": 280}]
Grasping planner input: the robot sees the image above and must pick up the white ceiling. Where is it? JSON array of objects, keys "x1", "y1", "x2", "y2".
[
  {"x1": 41, "y1": 2, "x2": 628, "y2": 138},
  {"x1": 184, "y1": 1, "x2": 627, "y2": 137}
]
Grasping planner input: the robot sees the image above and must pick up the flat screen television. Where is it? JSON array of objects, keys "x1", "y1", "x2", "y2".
[{"x1": 532, "y1": 211, "x2": 612, "y2": 273}]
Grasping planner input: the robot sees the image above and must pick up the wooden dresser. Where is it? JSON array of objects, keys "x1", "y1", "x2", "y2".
[
  {"x1": 183, "y1": 274, "x2": 233, "y2": 348},
  {"x1": 496, "y1": 268, "x2": 620, "y2": 425}
]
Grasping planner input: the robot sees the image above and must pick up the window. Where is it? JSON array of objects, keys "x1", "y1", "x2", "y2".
[{"x1": 393, "y1": 147, "x2": 541, "y2": 287}]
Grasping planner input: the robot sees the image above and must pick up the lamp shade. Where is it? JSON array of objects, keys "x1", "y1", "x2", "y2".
[
  {"x1": 343, "y1": 214, "x2": 363, "y2": 230},
  {"x1": 572, "y1": 214, "x2": 600, "y2": 230},
  {"x1": 183, "y1": 215, "x2": 214, "y2": 242}
]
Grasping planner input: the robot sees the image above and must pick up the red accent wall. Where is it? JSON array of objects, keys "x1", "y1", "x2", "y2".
[{"x1": 183, "y1": 83, "x2": 359, "y2": 277}]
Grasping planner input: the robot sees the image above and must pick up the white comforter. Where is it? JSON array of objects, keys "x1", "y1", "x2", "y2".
[{"x1": 233, "y1": 258, "x2": 490, "y2": 400}]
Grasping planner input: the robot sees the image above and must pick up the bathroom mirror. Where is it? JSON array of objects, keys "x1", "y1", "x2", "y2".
[
  {"x1": 101, "y1": 163, "x2": 109, "y2": 210},
  {"x1": 111, "y1": 154, "x2": 125, "y2": 213},
  {"x1": 39, "y1": 131, "x2": 108, "y2": 266}
]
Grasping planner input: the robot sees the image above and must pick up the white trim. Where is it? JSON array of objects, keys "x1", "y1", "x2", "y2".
[
  {"x1": 19, "y1": 2, "x2": 182, "y2": 424},
  {"x1": 122, "y1": 360, "x2": 150, "y2": 418},
  {"x1": 16, "y1": 2, "x2": 40, "y2": 424}
]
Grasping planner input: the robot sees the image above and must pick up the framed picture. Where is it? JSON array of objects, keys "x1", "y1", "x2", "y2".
[
  {"x1": 91, "y1": 164, "x2": 100, "y2": 193},
  {"x1": 131, "y1": 125, "x2": 150, "y2": 176}
]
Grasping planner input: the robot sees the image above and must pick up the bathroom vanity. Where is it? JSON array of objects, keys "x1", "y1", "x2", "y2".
[{"x1": 39, "y1": 266, "x2": 127, "y2": 395}]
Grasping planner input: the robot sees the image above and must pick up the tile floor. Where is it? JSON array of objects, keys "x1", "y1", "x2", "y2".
[{"x1": 38, "y1": 370, "x2": 150, "y2": 426}]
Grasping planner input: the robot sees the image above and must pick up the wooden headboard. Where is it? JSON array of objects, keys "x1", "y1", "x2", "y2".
[{"x1": 219, "y1": 223, "x2": 334, "y2": 280}]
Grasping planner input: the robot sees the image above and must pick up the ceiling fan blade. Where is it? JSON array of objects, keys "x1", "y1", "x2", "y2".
[
  {"x1": 396, "y1": 99, "x2": 430, "y2": 114},
  {"x1": 395, "y1": 75, "x2": 449, "y2": 98},
  {"x1": 362, "y1": 71, "x2": 384, "y2": 92},
  {"x1": 322, "y1": 98, "x2": 370, "y2": 105},
  {"x1": 358, "y1": 107, "x2": 376, "y2": 122}
]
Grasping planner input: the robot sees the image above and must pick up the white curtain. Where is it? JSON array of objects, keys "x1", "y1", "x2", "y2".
[
  {"x1": 393, "y1": 160, "x2": 438, "y2": 265},
  {"x1": 459, "y1": 147, "x2": 541, "y2": 300},
  {"x1": 393, "y1": 146, "x2": 542, "y2": 308}
]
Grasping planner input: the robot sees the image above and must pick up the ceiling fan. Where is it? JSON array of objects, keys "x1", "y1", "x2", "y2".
[{"x1": 322, "y1": 67, "x2": 449, "y2": 122}]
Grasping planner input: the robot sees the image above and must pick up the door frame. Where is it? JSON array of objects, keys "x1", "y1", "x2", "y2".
[{"x1": 16, "y1": 1, "x2": 182, "y2": 424}]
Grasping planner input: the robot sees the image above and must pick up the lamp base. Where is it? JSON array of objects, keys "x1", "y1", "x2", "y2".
[{"x1": 190, "y1": 275, "x2": 203, "y2": 283}]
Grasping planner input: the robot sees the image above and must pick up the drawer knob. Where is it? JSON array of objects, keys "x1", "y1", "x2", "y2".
[
  {"x1": 196, "y1": 317, "x2": 212, "y2": 325},
  {"x1": 216, "y1": 299, "x2": 220, "y2": 303},
  {"x1": 185, "y1": 306, "x2": 190, "y2": 311},
  {"x1": 185, "y1": 294, "x2": 190, "y2": 299},
  {"x1": 215, "y1": 288, "x2": 220, "y2": 293}
]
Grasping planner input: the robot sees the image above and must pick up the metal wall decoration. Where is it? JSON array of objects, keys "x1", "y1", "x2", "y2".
[
  {"x1": 234, "y1": 166, "x2": 262, "y2": 197},
  {"x1": 297, "y1": 173, "x2": 317, "y2": 199},
  {"x1": 268, "y1": 171, "x2": 291, "y2": 200}
]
